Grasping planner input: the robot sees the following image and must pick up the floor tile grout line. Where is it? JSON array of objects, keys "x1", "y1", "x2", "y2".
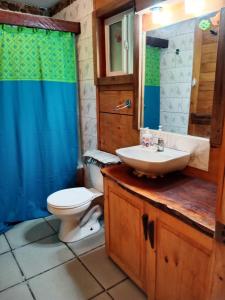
[
  {"x1": 88, "y1": 290, "x2": 114, "y2": 300},
  {"x1": 87, "y1": 277, "x2": 128, "y2": 300},
  {"x1": 105, "y1": 277, "x2": 128, "y2": 292},
  {"x1": 67, "y1": 243, "x2": 129, "y2": 300},
  {"x1": 3, "y1": 233, "x2": 13, "y2": 251},
  {"x1": 0, "y1": 280, "x2": 26, "y2": 294},
  {"x1": 26, "y1": 281, "x2": 37, "y2": 300},
  {"x1": 0, "y1": 256, "x2": 77, "y2": 294},
  {"x1": 106, "y1": 291, "x2": 114, "y2": 300},
  {"x1": 0, "y1": 249, "x2": 11, "y2": 256},
  {"x1": 1, "y1": 224, "x2": 131, "y2": 299},
  {"x1": 66, "y1": 243, "x2": 106, "y2": 293},
  {"x1": 3, "y1": 232, "x2": 11, "y2": 251},
  {"x1": 44, "y1": 217, "x2": 58, "y2": 234},
  {"x1": 66, "y1": 241, "x2": 105, "y2": 258},
  {"x1": 0, "y1": 247, "x2": 129, "y2": 300},
  {"x1": 2, "y1": 233, "x2": 26, "y2": 285},
  {"x1": 11, "y1": 250, "x2": 25, "y2": 278},
  {"x1": 26, "y1": 256, "x2": 76, "y2": 281},
  {"x1": 3, "y1": 232, "x2": 57, "y2": 253},
  {"x1": 78, "y1": 243, "x2": 105, "y2": 259}
]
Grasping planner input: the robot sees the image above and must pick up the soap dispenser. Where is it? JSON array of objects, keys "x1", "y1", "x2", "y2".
[{"x1": 141, "y1": 128, "x2": 152, "y2": 147}]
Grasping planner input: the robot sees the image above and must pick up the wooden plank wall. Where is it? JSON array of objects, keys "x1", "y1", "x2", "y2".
[
  {"x1": 94, "y1": 0, "x2": 139, "y2": 154},
  {"x1": 189, "y1": 21, "x2": 219, "y2": 138}
]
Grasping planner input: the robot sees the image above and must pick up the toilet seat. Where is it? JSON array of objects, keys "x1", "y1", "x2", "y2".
[{"x1": 47, "y1": 187, "x2": 94, "y2": 209}]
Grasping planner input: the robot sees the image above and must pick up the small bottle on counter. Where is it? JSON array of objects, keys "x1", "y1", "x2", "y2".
[
  {"x1": 157, "y1": 125, "x2": 164, "y2": 152},
  {"x1": 141, "y1": 128, "x2": 152, "y2": 147}
]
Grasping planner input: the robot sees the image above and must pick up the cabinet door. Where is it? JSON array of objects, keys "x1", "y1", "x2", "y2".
[
  {"x1": 104, "y1": 178, "x2": 146, "y2": 290},
  {"x1": 146, "y1": 208, "x2": 214, "y2": 300}
]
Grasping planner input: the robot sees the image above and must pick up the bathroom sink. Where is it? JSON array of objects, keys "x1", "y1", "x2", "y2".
[{"x1": 116, "y1": 145, "x2": 190, "y2": 177}]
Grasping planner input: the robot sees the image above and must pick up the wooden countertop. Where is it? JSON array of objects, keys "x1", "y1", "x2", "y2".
[{"x1": 101, "y1": 164, "x2": 217, "y2": 237}]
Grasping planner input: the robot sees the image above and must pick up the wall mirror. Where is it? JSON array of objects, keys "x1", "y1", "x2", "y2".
[{"x1": 141, "y1": 7, "x2": 221, "y2": 138}]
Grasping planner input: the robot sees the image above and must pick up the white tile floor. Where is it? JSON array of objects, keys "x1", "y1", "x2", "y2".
[{"x1": 0, "y1": 217, "x2": 147, "y2": 300}]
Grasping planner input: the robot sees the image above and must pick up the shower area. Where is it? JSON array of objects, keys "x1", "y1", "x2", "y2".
[{"x1": 0, "y1": 18, "x2": 80, "y2": 233}]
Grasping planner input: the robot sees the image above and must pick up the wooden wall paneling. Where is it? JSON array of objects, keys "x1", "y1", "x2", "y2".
[
  {"x1": 97, "y1": 75, "x2": 133, "y2": 86},
  {"x1": 93, "y1": 0, "x2": 140, "y2": 151},
  {"x1": 189, "y1": 15, "x2": 219, "y2": 138},
  {"x1": 99, "y1": 84, "x2": 134, "y2": 91},
  {"x1": 99, "y1": 113, "x2": 139, "y2": 153},
  {"x1": 211, "y1": 8, "x2": 225, "y2": 146},
  {"x1": 93, "y1": 12, "x2": 106, "y2": 81},
  {"x1": 0, "y1": 9, "x2": 80, "y2": 33},
  {"x1": 99, "y1": 91, "x2": 134, "y2": 115}
]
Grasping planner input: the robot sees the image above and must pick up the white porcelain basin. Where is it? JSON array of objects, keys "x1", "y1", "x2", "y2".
[{"x1": 116, "y1": 145, "x2": 190, "y2": 177}]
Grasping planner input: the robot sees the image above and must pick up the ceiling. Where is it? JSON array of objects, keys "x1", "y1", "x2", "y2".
[{"x1": 7, "y1": 0, "x2": 61, "y2": 8}]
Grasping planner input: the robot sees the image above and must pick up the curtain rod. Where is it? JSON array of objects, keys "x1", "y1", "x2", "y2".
[{"x1": 0, "y1": 10, "x2": 80, "y2": 34}]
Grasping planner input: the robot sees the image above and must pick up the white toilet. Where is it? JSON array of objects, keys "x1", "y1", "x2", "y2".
[{"x1": 47, "y1": 163, "x2": 104, "y2": 243}]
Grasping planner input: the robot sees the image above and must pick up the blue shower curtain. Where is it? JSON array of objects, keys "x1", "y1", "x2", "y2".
[
  {"x1": 0, "y1": 25, "x2": 79, "y2": 233},
  {"x1": 144, "y1": 46, "x2": 160, "y2": 129}
]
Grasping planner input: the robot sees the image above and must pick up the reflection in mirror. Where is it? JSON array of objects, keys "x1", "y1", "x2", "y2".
[{"x1": 142, "y1": 12, "x2": 219, "y2": 138}]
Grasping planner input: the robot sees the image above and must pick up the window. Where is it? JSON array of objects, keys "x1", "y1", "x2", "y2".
[{"x1": 105, "y1": 9, "x2": 134, "y2": 76}]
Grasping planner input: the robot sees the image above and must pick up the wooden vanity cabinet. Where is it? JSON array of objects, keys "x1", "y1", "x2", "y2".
[
  {"x1": 104, "y1": 179, "x2": 146, "y2": 290},
  {"x1": 146, "y1": 207, "x2": 214, "y2": 300},
  {"x1": 104, "y1": 176, "x2": 214, "y2": 300}
]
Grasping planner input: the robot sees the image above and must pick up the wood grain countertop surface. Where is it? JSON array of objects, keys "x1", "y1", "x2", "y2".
[{"x1": 101, "y1": 164, "x2": 217, "y2": 237}]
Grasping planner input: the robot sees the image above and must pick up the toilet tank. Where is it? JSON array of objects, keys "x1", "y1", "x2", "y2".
[
  {"x1": 84, "y1": 164, "x2": 103, "y2": 193},
  {"x1": 83, "y1": 150, "x2": 121, "y2": 193}
]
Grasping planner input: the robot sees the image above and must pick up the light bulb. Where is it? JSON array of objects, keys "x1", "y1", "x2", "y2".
[
  {"x1": 151, "y1": 6, "x2": 171, "y2": 25},
  {"x1": 185, "y1": 0, "x2": 205, "y2": 14}
]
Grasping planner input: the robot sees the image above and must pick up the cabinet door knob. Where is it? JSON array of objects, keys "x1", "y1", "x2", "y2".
[
  {"x1": 148, "y1": 221, "x2": 155, "y2": 249},
  {"x1": 142, "y1": 214, "x2": 148, "y2": 240}
]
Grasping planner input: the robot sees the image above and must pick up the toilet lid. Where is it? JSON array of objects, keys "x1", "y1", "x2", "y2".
[{"x1": 47, "y1": 187, "x2": 94, "y2": 209}]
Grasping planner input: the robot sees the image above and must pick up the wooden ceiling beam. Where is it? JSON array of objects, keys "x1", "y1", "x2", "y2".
[{"x1": 0, "y1": 9, "x2": 80, "y2": 33}]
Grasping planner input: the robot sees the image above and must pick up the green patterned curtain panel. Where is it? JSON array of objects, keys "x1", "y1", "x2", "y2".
[
  {"x1": 144, "y1": 45, "x2": 160, "y2": 128},
  {"x1": 0, "y1": 25, "x2": 77, "y2": 83},
  {"x1": 145, "y1": 46, "x2": 160, "y2": 86}
]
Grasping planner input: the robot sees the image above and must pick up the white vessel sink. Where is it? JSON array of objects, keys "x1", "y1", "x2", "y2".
[{"x1": 116, "y1": 145, "x2": 190, "y2": 177}]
